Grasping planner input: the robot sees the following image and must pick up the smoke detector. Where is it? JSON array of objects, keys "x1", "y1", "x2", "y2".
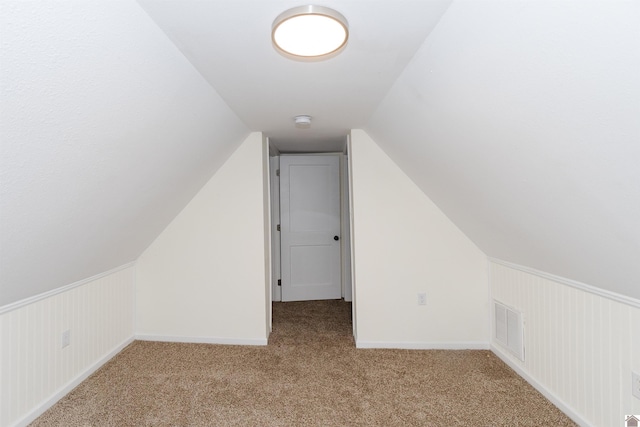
[{"x1": 294, "y1": 115, "x2": 312, "y2": 129}]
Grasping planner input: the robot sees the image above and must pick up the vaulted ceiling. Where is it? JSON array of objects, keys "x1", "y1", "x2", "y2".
[
  {"x1": 136, "y1": 0, "x2": 452, "y2": 151},
  {"x1": 1, "y1": 0, "x2": 638, "y2": 305},
  {"x1": 367, "y1": 0, "x2": 640, "y2": 299}
]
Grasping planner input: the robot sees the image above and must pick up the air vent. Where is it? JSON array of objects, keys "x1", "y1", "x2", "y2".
[{"x1": 494, "y1": 300, "x2": 524, "y2": 361}]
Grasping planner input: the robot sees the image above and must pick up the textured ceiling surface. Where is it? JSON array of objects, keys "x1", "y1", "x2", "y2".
[
  {"x1": 366, "y1": 0, "x2": 640, "y2": 299},
  {"x1": 0, "y1": 1, "x2": 248, "y2": 305},
  {"x1": 136, "y1": 0, "x2": 452, "y2": 151},
  {"x1": 1, "y1": 0, "x2": 639, "y2": 305}
]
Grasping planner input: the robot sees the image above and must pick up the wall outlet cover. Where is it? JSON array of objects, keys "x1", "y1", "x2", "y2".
[
  {"x1": 62, "y1": 329, "x2": 71, "y2": 348},
  {"x1": 417, "y1": 293, "x2": 427, "y2": 306}
]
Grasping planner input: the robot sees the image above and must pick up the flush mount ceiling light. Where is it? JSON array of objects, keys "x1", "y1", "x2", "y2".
[{"x1": 272, "y1": 5, "x2": 348, "y2": 59}]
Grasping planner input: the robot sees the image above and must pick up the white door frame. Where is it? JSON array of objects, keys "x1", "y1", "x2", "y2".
[
  {"x1": 269, "y1": 151, "x2": 352, "y2": 303},
  {"x1": 280, "y1": 154, "x2": 341, "y2": 301},
  {"x1": 340, "y1": 153, "x2": 352, "y2": 302},
  {"x1": 270, "y1": 155, "x2": 282, "y2": 302}
]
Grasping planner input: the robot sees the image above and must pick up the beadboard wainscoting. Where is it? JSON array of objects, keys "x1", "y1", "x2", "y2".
[
  {"x1": 0, "y1": 265, "x2": 135, "y2": 427},
  {"x1": 490, "y1": 260, "x2": 640, "y2": 427}
]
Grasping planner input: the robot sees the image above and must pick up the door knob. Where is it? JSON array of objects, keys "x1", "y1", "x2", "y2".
[{"x1": 334, "y1": 235, "x2": 340, "y2": 241}]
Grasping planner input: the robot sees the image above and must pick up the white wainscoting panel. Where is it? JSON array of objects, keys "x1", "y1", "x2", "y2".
[
  {"x1": 490, "y1": 261, "x2": 640, "y2": 427},
  {"x1": 0, "y1": 265, "x2": 135, "y2": 427}
]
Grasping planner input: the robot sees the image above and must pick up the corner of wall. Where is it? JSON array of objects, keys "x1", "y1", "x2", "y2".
[
  {"x1": 349, "y1": 129, "x2": 489, "y2": 347},
  {"x1": 262, "y1": 134, "x2": 273, "y2": 337},
  {"x1": 135, "y1": 132, "x2": 268, "y2": 343}
]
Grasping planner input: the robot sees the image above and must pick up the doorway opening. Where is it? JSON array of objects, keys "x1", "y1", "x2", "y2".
[{"x1": 267, "y1": 136, "x2": 354, "y2": 340}]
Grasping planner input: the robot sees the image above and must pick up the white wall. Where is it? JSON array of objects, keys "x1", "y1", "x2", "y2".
[
  {"x1": 136, "y1": 133, "x2": 268, "y2": 344},
  {"x1": 0, "y1": 0, "x2": 248, "y2": 306},
  {"x1": 349, "y1": 130, "x2": 488, "y2": 348},
  {"x1": 491, "y1": 261, "x2": 640, "y2": 427},
  {"x1": 0, "y1": 265, "x2": 135, "y2": 427},
  {"x1": 366, "y1": 0, "x2": 640, "y2": 300}
]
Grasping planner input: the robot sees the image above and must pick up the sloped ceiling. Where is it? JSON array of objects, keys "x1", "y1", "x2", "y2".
[
  {"x1": 366, "y1": 1, "x2": 640, "y2": 299},
  {"x1": 136, "y1": 0, "x2": 453, "y2": 151},
  {"x1": 2, "y1": 0, "x2": 639, "y2": 306},
  {"x1": 0, "y1": 1, "x2": 248, "y2": 305}
]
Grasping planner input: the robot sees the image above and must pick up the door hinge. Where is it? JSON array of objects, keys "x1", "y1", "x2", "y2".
[
  {"x1": 277, "y1": 224, "x2": 281, "y2": 231},
  {"x1": 277, "y1": 279, "x2": 281, "y2": 287},
  {"x1": 276, "y1": 169, "x2": 280, "y2": 176}
]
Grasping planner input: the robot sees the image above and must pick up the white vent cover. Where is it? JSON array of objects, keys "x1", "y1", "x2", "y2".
[{"x1": 494, "y1": 301, "x2": 524, "y2": 361}]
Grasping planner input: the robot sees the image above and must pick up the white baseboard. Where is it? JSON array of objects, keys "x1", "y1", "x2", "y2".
[
  {"x1": 355, "y1": 340, "x2": 490, "y2": 350},
  {"x1": 490, "y1": 343, "x2": 591, "y2": 427},
  {"x1": 12, "y1": 336, "x2": 135, "y2": 427},
  {"x1": 135, "y1": 334, "x2": 268, "y2": 346}
]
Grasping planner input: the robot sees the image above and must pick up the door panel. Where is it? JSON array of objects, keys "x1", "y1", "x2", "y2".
[
  {"x1": 290, "y1": 244, "x2": 332, "y2": 285},
  {"x1": 280, "y1": 155, "x2": 341, "y2": 301}
]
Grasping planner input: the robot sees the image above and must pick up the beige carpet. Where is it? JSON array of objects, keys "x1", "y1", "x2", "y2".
[{"x1": 32, "y1": 300, "x2": 575, "y2": 426}]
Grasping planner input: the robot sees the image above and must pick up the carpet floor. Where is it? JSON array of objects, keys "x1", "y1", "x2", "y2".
[{"x1": 32, "y1": 300, "x2": 575, "y2": 426}]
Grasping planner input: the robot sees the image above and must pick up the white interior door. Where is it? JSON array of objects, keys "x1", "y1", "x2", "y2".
[{"x1": 280, "y1": 155, "x2": 341, "y2": 301}]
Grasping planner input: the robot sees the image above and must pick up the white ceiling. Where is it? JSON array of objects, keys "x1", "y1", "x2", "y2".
[
  {"x1": 1, "y1": 0, "x2": 638, "y2": 306},
  {"x1": 367, "y1": 0, "x2": 640, "y2": 299},
  {"x1": 0, "y1": 1, "x2": 249, "y2": 305},
  {"x1": 136, "y1": 0, "x2": 640, "y2": 298},
  {"x1": 136, "y1": 0, "x2": 452, "y2": 152}
]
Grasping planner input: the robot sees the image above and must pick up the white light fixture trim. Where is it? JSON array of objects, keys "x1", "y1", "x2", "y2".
[
  {"x1": 272, "y1": 5, "x2": 348, "y2": 59},
  {"x1": 294, "y1": 115, "x2": 312, "y2": 128}
]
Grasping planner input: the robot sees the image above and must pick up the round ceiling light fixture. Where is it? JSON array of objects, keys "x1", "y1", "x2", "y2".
[{"x1": 272, "y1": 5, "x2": 348, "y2": 59}]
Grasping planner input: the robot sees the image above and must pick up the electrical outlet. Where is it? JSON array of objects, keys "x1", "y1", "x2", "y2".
[
  {"x1": 62, "y1": 329, "x2": 71, "y2": 348},
  {"x1": 417, "y1": 293, "x2": 427, "y2": 306},
  {"x1": 633, "y1": 371, "x2": 640, "y2": 400}
]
